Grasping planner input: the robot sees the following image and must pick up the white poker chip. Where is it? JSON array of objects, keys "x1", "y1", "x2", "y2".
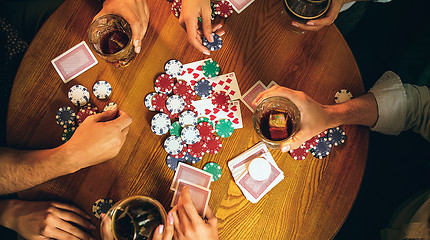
[
  {"x1": 179, "y1": 110, "x2": 197, "y2": 127},
  {"x1": 248, "y1": 157, "x2": 271, "y2": 181},
  {"x1": 166, "y1": 95, "x2": 186, "y2": 114},
  {"x1": 93, "y1": 81, "x2": 112, "y2": 99},
  {"x1": 103, "y1": 102, "x2": 117, "y2": 112},
  {"x1": 164, "y1": 136, "x2": 184, "y2": 155},
  {"x1": 165, "y1": 59, "x2": 183, "y2": 78},
  {"x1": 180, "y1": 125, "x2": 201, "y2": 145},
  {"x1": 68, "y1": 85, "x2": 90, "y2": 107},
  {"x1": 145, "y1": 92, "x2": 157, "y2": 111},
  {"x1": 334, "y1": 89, "x2": 353, "y2": 103},
  {"x1": 151, "y1": 113, "x2": 171, "y2": 135}
]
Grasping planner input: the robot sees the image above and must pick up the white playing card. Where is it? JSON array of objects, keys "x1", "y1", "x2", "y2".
[
  {"x1": 170, "y1": 162, "x2": 212, "y2": 191},
  {"x1": 209, "y1": 72, "x2": 242, "y2": 100},
  {"x1": 171, "y1": 180, "x2": 211, "y2": 217},
  {"x1": 240, "y1": 80, "x2": 267, "y2": 112},
  {"x1": 179, "y1": 59, "x2": 210, "y2": 86},
  {"x1": 192, "y1": 99, "x2": 243, "y2": 129},
  {"x1": 267, "y1": 81, "x2": 278, "y2": 89},
  {"x1": 51, "y1": 41, "x2": 98, "y2": 83},
  {"x1": 228, "y1": 0, "x2": 256, "y2": 13}
]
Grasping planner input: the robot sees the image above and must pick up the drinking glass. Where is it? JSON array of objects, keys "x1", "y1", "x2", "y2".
[{"x1": 283, "y1": 0, "x2": 331, "y2": 34}]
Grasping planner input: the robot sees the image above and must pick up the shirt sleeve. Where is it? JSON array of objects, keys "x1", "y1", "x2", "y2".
[{"x1": 368, "y1": 71, "x2": 430, "y2": 141}]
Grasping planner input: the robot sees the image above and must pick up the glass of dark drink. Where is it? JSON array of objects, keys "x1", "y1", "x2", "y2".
[
  {"x1": 283, "y1": 0, "x2": 331, "y2": 33},
  {"x1": 101, "y1": 196, "x2": 167, "y2": 240},
  {"x1": 87, "y1": 14, "x2": 136, "y2": 67},
  {"x1": 252, "y1": 96, "x2": 301, "y2": 149}
]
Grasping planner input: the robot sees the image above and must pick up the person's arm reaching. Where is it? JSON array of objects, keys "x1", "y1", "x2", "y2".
[{"x1": 0, "y1": 105, "x2": 132, "y2": 194}]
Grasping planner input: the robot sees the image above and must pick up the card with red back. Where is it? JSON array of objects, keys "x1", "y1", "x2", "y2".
[
  {"x1": 267, "y1": 81, "x2": 278, "y2": 89},
  {"x1": 229, "y1": 0, "x2": 256, "y2": 13},
  {"x1": 170, "y1": 162, "x2": 212, "y2": 191},
  {"x1": 241, "y1": 80, "x2": 267, "y2": 112},
  {"x1": 171, "y1": 180, "x2": 211, "y2": 217},
  {"x1": 51, "y1": 41, "x2": 98, "y2": 83}
]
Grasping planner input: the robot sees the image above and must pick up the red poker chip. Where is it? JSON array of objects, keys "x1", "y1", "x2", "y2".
[
  {"x1": 215, "y1": 0, "x2": 233, "y2": 18},
  {"x1": 152, "y1": 93, "x2": 168, "y2": 112},
  {"x1": 183, "y1": 104, "x2": 198, "y2": 115},
  {"x1": 196, "y1": 122, "x2": 214, "y2": 140},
  {"x1": 155, "y1": 74, "x2": 174, "y2": 94},
  {"x1": 211, "y1": 91, "x2": 230, "y2": 110},
  {"x1": 172, "y1": 144, "x2": 187, "y2": 158},
  {"x1": 173, "y1": 81, "x2": 195, "y2": 103},
  {"x1": 302, "y1": 130, "x2": 328, "y2": 149},
  {"x1": 77, "y1": 107, "x2": 97, "y2": 125},
  {"x1": 171, "y1": 0, "x2": 181, "y2": 18},
  {"x1": 205, "y1": 135, "x2": 222, "y2": 154},
  {"x1": 187, "y1": 141, "x2": 207, "y2": 158},
  {"x1": 289, "y1": 146, "x2": 308, "y2": 160}
]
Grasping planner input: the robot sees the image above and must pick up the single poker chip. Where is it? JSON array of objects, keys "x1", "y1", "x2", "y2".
[
  {"x1": 92, "y1": 198, "x2": 114, "y2": 219},
  {"x1": 215, "y1": 0, "x2": 234, "y2": 18},
  {"x1": 203, "y1": 162, "x2": 222, "y2": 181},
  {"x1": 326, "y1": 127, "x2": 346, "y2": 146},
  {"x1": 215, "y1": 119, "x2": 234, "y2": 138},
  {"x1": 93, "y1": 81, "x2": 112, "y2": 99},
  {"x1": 202, "y1": 33, "x2": 223, "y2": 51},
  {"x1": 201, "y1": 59, "x2": 220, "y2": 78},
  {"x1": 205, "y1": 135, "x2": 222, "y2": 154},
  {"x1": 210, "y1": 2, "x2": 217, "y2": 20},
  {"x1": 61, "y1": 127, "x2": 76, "y2": 143},
  {"x1": 194, "y1": 79, "x2": 213, "y2": 98},
  {"x1": 171, "y1": 0, "x2": 181, "y2": 18},
  {"x1": 197, "y1": 117, "x2": 214, "y2": 127},
  {"x1": 289, "y1": 146, "x2": 309, "y2": 160},
  {"x1": 181, "y1": 125, "x2": 201, "y2": 145},
  {"x1": 334, "y1": 89, "x2": 353, "y2": 103},
  {"x1": 166, "y1": 95, "x2": 186, "y2": 114},
  {"x1": 196, "y1": 121, "x2": 215, "y2": 140},
  {"x1": 302, "y1": 134, "x2": 320, "y2": 149},
  {"x1": 164, "y1": 136, "x2": 184, "y2": 155},
  {"x1": 311, "y1": 137, "x2": 332, "y2": 159},
  {"x1": 172, "y1": 144, "x2": 188, "y2": 158},
  {"x1": 169, "y1": 121, "x2": 183, "y2": 137},
  {"x1": 56, "y1": 106, "x2": 76, "y2": 128},
  {"x1": 165, "y1": 60, "x2": 183, "y2": 78},
  {"x1": 179, "y1": 110, "x2": 198, "y2": 127},
  {"x1": 187, "y1": 141, "x2": 207, "y2": 158},
  {"x1": 183, "y1": 104, "x2": 197, "y2": 114},
  {"x1": 166, "y1": 155, "x2": 186, "y2": 171},
  {"x1": 76, "y1": 107, "x2": 97, "y2": 125},
  {"x1": 103, "y1": 102, "x2": 117, "y2": 112},
  {"x1": 68, "y1": 85, "x2": 90, "y2": 107},
  {"x1": 184, "y1": 152, "x2": 202, "y2": 164},
  {"x1": 155, "y1": 74, "x2": 174, "y2": 94},
  {"x1": 248, "y1": 158, "x2": 271, "y2": 181},
  {"x1": 152, "y1": 93, "x2": 169, "y2": 113},
  {"x1": 151, "y1": 113, "x2": 171, "y2": 135},
  {"x1": 211, "y1": 91, "x2": 230, "y2": 110},
  {"x1": 173, "y1": 81, "x2": 195, "y2": 103}
]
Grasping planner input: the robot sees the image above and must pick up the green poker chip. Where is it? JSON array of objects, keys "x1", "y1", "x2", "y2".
[
  {"x1": 215, "y1": 119, "x2": 234, "y2": 138},
  {"x1": 62, "y1": 127, "x2": 76, "y2": 143},
  {"x1": 169, "y1": 121, "x2": 183, "y2": 137},
  {"x1": 201, "y1": 59, "x2": 220, "y2": 78},
  {"x1": 197, "y1": 117, "x2": 214, "y2": 127},
  {"x1": 203, "y1": 162, "x2": 222, "y2": 181},
  {"x1": 92, "y1": 198, "x2": 114, "y2": 219}
]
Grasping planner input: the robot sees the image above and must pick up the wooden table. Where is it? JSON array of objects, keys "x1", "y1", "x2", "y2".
[{"x1": 7, "y1": 0, "x2": 368, "y2": 239}]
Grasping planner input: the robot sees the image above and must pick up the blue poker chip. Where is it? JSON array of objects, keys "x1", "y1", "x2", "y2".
[
  {"x1": 184, "y1": 152, "x2": 202, "y2": 164},
  {"x1": 56, "y1": 106, "x2": 76, "y2": 128},
  {"x1": 193, "y1": 79, "x2": 213, "y2": 98},
  {"x1": 202, "y1": 33, "x2": 223, "y2": 51},
  {"x1": 310, "y1": 137, "x2": 332, "y2": 159},
  {"x1": 166, "y1": 155, "x2": 186, "y2": 171},
  {"x1": 326, "y1": 127, "x2": 346, "y2": 146},
  {"x1": 92, "y1": 198, "x2": 114, "y2": 219}
]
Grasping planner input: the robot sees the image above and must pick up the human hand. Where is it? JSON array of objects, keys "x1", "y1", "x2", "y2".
[
  {"x1": 292, "y1": 0, "x2": 349, "y2": 31},
  {"x1": 64, "y1": 105, "x2": 132, "y2": 170},
  {"x1": 252, "y1": 85, "x2": 333, "y2": 152},
  {"x1": 94, "y1": 0, "x2": 150, "y2": 53},
  {"x1": 2, "y1": 200, "x2": 95, "y2": 240},
  {"x1": 170, "y1": 186, "x2": 218, "y2": 240},
  {"x1": 179, "y1": 0, "x2": 225, "y2": 55}
]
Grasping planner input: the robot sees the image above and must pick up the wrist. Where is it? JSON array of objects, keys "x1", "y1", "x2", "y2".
[
  {"x1": 323, "y1": 104, "x2": 345, "y2": 128},
  {"x1": 0, "y1": 199, "x2": 20, "y2": 231}
]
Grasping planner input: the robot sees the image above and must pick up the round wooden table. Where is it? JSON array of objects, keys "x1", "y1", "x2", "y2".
[{"x1": 7, "y1": 0, "x2": 368, "y2": 239}]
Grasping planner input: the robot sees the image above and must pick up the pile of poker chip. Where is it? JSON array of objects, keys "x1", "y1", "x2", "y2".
[
  {"x1": 147, "y1": 59, "x2": 233, "y2": 178},
  {"x1": 289, "y1": 127, "x2": 347, "y2": 160},
  {"x1": 56, "y1": 81, "x2": 116, "y2": 143}
]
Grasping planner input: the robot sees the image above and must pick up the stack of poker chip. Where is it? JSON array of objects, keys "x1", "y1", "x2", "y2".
[
  {"x1": 171, "y1": 0, "x2": 233, "y2": 20},
  {"x1": 92, "y1": 198, "x2": 114, "y2": 219},
  {"x1": 289, "y1": 127, "x2": 347, "y2": 160}
]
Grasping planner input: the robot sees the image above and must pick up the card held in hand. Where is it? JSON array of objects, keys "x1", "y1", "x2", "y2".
[
  {"x1": 170, "y1": 162, "x2": 212, "y2": 191},
  {"x1": 241, "y1": 80, "x2": 267, "y2": 112},
  {"x1": 171, "y1": 180, "x2": 211, "y2": 217}
]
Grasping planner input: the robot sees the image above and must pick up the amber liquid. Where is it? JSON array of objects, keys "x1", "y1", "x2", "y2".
[
  {"x1": 100, "y1": 30, "x2": 130, "y2": 54},
  {"x1": 259, "y1": 110, "x2": 293, "y2": 141}
]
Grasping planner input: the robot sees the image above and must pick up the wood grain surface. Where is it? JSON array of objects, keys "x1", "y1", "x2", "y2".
[{"x1": 7, "y1": 0, "x2": 368, "y2": 239}]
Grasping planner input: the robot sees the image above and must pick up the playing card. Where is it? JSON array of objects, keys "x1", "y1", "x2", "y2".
[
  {"x1": 171, "y1": 180, "x2": 211, "y2": 217},
  {"x1": 228, "y1": 0, "x2": 256, "y2": 13},
  {"x1": 51, "y1": 41, "x2": 98, "y2": 83},
  {"x1": 179, "y1": 59, "x2": 210, "y2": 85},
  {"x1": 241, "y1": 80, "x2": 267, "y2": 112},
  {"x1": 170, "y1": 162, "x2": 212, "y2": 191},
  {"x1": 192, "y1": 99, "x2": 243, "y2": 129},
  {"x1": 209, "y1": 72, "x2": 242, "y2": 100},
  {"x1": 267, "y1": 81, "x2": 278, "y2": 89},
  {"x1": 228, "y1": 142, "x2": 269, "y2": 172}
]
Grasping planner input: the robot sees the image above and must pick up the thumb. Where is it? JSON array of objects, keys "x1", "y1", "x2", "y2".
[
  {"x1": 91, "y1": 105, "x2": 118, "y2": 122},
  {"x1": 280, "y1": 130, "x2": 307, "y2": 152}
]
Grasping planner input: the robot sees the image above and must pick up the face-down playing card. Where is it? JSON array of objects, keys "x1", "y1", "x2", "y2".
[
  {"x1": 170, "y1": 162, "x2": 212, "y2": 191},
  {"x1": 171, "y1": 180, "x2": 211, "y2": 217}
]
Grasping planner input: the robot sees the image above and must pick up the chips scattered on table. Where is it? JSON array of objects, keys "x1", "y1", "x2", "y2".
[
  {"x1": 61, "y1": 127, "x2": 76, "y2": 143},
  {"x1": 93, "y1": 80, "x2": 112, "y2": 99},
  {"x1": 56, "y1": 106, "x2": 76, "y2": 128},
  {"x1": 334, "y1": 89, "x2": 353, "y2": 103},
  {"x1": 92, "y1": 198, "x2": 114, "y2": 219},
  {"x1": 68, "y1": 85, "x2": 90, "y2": 107},
  {"x1": 103, "y1": 102, "x2": 117, "y2": 112},
  {"x1": 203, "y1": 162, "x2": 222, "y2": 181}
]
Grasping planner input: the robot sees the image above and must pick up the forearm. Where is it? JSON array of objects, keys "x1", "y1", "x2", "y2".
[{"x1": 0, "y1": 146, "x2": 77, "y2": 194}]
